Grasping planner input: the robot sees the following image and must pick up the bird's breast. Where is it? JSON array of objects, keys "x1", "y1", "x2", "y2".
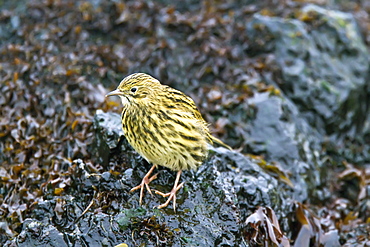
[{"x1": 121, "y1": 105, "x2": 208, "y2": 171}]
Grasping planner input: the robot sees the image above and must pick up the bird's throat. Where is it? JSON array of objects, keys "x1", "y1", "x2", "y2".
[{"x1": 120, "y1": 96, "x2": 130, "y2": 106}]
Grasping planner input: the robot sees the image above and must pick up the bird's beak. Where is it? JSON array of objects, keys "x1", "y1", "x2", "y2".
[{"x1": 105, "y1": 89, "x2": 122, "y2": 97}]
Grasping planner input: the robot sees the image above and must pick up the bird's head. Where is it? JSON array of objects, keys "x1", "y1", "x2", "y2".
[{"x1": 106, "y1": 73, "x2": 161, "y2": 105}]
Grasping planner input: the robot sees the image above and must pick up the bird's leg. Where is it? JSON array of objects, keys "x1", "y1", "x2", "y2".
[
  {"x1": 155, "y1": 170, "x2": 184, "y2": 211},
  {"x1": 130, "y1": 164, "x2": 158, "y2": 205}
]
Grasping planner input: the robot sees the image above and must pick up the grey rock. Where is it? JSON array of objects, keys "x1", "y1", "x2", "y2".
[{"x1": 247, "y1": 5, "x2": 370, "y2": 137}]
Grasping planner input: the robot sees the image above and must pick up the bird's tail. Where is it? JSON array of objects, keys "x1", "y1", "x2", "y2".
[{"x1": 210, "y1": 135, "x2": 232, "y2": 150}]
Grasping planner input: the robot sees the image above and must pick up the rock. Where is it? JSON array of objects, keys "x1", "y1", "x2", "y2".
[
  {"x1": 247, "y1": 93, "x2": 323, "y2": 201},
  {"x1": 90, "y1": 109, "x2": 125, "y2": 165},
  {"x1": 5, "y1": 110, "x2": 291, "y2": 246},
  {"x1": 247, "y1": 5, "x2": 370, "y2": 138}
]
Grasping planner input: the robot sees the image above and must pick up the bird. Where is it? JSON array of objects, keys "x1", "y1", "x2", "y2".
[{"x1": 106, "y1": 73, "x2": 231, "y2": 210}]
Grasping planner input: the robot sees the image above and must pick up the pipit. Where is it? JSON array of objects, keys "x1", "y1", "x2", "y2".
[{"x1": 106, "y1": 73, "x2": 230, "y2": 210}]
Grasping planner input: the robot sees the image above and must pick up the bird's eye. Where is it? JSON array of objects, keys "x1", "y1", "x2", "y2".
[{"x1": 130, "y1": 87, "x2": 137, "y2": 93}]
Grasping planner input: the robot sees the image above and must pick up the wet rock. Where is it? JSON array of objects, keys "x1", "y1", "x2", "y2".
[
  {"x1": 90, "y1": 111, "x2": 288, "y2": 246},
  {"x1": 5, "y1": 110, "x2": 293, "y2": 246},
  {"x1": 247, "y1": 5, "x2": 370, "y2": 138},
  {"x1": 90, "y1": 110, "x2": 125, "y2": 165},
  {"x1": 5, "y1": 219, "x2": 66, "y2": 247},
  {"x1": 224, "y1": 85, "x2": 325, "y2": 203}
]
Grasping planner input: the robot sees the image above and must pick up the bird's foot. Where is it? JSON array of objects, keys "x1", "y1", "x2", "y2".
[
  {"x1": 130, "y1": 165, "x2": 158, "y2": 205},
  {"x1": 155, "y1": 181, "x2": 184, "y2": 211}
]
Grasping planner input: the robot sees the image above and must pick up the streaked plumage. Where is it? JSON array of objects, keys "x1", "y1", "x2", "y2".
[{"x1": 106, "y1": 73, "x2": 230, "y2": 210}]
